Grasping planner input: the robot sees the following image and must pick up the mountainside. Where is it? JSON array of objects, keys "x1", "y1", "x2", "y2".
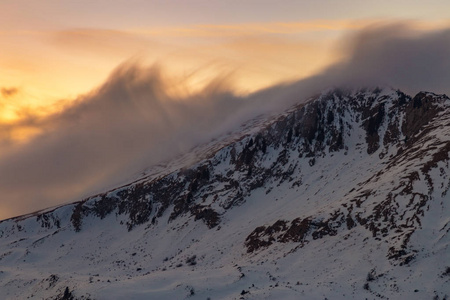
[{"x1": 0, "y1": 88, "x2": 449, "y2": 300}]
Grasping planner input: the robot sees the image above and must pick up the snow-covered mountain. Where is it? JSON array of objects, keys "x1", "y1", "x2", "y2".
[{"x1": 0, "y1": 88, "x2": 449, "y2": 299}]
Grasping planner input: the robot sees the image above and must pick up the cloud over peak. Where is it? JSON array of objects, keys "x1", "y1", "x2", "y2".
[
  {"x1": 1, "y1": 22, "x2": 450, "y2": 220},
  {"x1": 326, "y1": 22, "x2": 450, "y2": 95}
]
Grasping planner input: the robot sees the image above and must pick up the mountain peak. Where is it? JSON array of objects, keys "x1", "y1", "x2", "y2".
[{"x1": 1, "y1": 88, "x2": 449, "y2": 299}]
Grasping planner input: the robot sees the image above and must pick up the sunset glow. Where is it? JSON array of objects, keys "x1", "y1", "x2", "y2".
[
  {"x1": 0, "y1": 20, "x2": 350, "y2": 122},
  {"x1": 1, "y1": 15, "x2": 449, "y2": 128}
]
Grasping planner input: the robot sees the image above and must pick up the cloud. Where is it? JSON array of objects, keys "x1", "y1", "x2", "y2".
[
  {"x1": 320, "y1": 22, "x2": 450, "y2": 95},
  {"x1": 1, "y1": 87, "x2": 19, "y2": 98},
  {"x1": 1, "y1": 22, "x2": 450, "y2": 220},
  {"x1": 131, "y1": 19, "x2": 450, "y2": 38},
  {"x1": 0, "y1": 63, "x2": 247, "y2": 220},
  {"x1": 133, "y1": 20, "x2": 370, "y2": 38}
]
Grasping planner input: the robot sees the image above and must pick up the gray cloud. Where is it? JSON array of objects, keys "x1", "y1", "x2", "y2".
[
  {"x1": 1, "y1": 22, "x2": 450, "y2": 220},
  {"x1": 0, "y1": 64, "x2": 252, "y2": 219},
  {"x1": 322, "y1": 22, "x2": 450, "y2": 95}
]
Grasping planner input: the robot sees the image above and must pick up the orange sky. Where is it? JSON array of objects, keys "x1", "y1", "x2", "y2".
[
  {"x1": 0, "y1": 2, "x2": 449, "y2": 139},
  {"x1": 0, "y1": 21, "x2": 348, "y2": 119},
  {"x1": 0, "y1": 0, "x2": 448, "y2": 116}
]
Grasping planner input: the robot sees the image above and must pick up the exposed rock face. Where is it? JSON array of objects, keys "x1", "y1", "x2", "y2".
[
  {"x1": 1, "y1": 88, "x2": 449, "y2": 299},
  {"x1": 31, "y1": 89, "x2": 447, "y2": 238},
  {"x1": 243, "y1": 89, "x2": 449, "y2": 264}
]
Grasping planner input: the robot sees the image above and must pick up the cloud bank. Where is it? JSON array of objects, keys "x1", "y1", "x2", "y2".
[
  {"x1": 328, "y1": 22, "x2": 450, "y2": 95},
  {"x1": 1, "y1": 22, "x2": 450, "y2": 220}
]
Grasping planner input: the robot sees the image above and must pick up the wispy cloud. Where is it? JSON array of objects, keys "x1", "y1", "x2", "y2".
[
  {"x1": 1, "y1": 87, "x2": 19, "y2": 98},
  {"x1": 131, "y1": 19, "x2": 375, "y2": 38},
  {"x1": 130, "y1": 19, "x2": 450, "y2": 38}
]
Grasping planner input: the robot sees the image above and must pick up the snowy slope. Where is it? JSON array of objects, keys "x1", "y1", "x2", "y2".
[{"x1": 0, "y1": 88, "x2": 449, "y2": 300}]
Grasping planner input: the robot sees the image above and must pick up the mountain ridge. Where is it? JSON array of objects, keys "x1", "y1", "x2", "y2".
[{"x1": 1, "y1": 87, "x2": 449, "y2": 299}]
